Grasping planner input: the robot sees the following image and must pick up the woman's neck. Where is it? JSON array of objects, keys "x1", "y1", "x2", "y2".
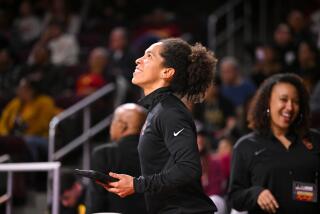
[
  {"x1": 143, "y1": 83, "x2": 169, "y2": 96},
  {"x1": 271, "y1": 125, "x2": 288, "y2": 138},
  {"x1": 180, "y1": 96, "x2": 193, "y2": 111},
  {"x1": 271, "y1": 125, "x2": 292, "y2": 149}
]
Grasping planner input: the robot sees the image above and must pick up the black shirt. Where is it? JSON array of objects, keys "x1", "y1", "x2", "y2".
[
  {"x1": 133, "y1": 87, "x2": 216, "y2": 214},
  {"x1": 85, "y1": 135, "x2": 147, "y2": 214},
  {"x1": 228, "y1": 130, "x2": 320, "y2": 214}
]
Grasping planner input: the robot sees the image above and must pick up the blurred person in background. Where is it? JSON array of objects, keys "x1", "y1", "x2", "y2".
[
  {"x1": 0, "y1": 77, "x2": 61, "y2": 161},
  {"x1": 229, "y1": 73, "x2": 320, "y2": 214},
  {"x1": 132, "y1": 7, "x2": 181, "y2": 41},
  {"x1": 34, "y1": 20, "x2": 79, "y2": 66},
  {"x1": 292, "y1": 40, "x2": 320, "y2": 93},
  {"x1": 287, "y1": 10, "x2": 316, "y2": 45},
  {"x1": 23, "y1": 45, "x2": 64, "y2": 95},
  {"x1": 0, "y1": 48, "x2": 22, "y2": 102},
  {"x1": 60, "y1": 171, "x2": 86, "y2": 214},
  {"x1": 251, "y1": 45, "x2": 282, "y2": 86},
  {"x1": 219, "y1": 57, "x2": 256, "y2": 110},
  {"x1": 309, "y1": 81, "x2": 320, "y2": 129},
  {"x1": 41, "y1": 0, "x2": 81, "y2": 35},
  {"x1": 196, "y1": 121, "x2": 233, "y2": 214},
  {"x1": 272, "y1": 23, "x2": 296, "y2": 69},
  {"x1": 107, "y1": 26, "x2": 140, "y2": 102},
  {"x1": 193, "y1": 81, "x2": 236, "y2": 148},
  {"x1": 108, "y1": 26, "x2": 136, "y2": 81},
  {"x1": 86, "y1": 103, "x2": 147, "y2": 214},
  {"x1": 76, "y1": 47, "x2": 111, "y2": 97},
  {"x1": 12, "y1": 0, "x2": 41, "y2": 48}
]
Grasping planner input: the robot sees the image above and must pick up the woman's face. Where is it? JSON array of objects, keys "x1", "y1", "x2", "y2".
[
  {"x1": 269, "y1": 82, "x2": 300, "y2": 133},
  {"x1": 17, "y1": 79, "x2": 33, "y2": 102},
  {"x1": 132, "y1": 42, "x2": 167, "y2": 94},
  {"x1": 298, "y1": 42, "x2": 315, "y2": 63}
]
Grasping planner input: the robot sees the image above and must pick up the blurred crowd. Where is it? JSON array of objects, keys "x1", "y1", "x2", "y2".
[{"x1": 0, "y1": 0, "x2": 320, "y2": 213}]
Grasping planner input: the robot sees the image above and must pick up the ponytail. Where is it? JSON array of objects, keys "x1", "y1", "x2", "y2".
[{"x1": 186, "y1": 43, "x2": 217, "y2": 102}]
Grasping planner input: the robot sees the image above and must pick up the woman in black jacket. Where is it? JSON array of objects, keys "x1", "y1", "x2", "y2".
[
  {"x1": 99, "y1": 38, "x2": 218, "y2": 213},
  {"x1": 229, "y1": 73, "x2": 320, "y2": 214}
]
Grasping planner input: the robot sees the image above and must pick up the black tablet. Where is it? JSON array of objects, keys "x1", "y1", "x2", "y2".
[{"x1": 74, "y1": 169, "x2": 118, "y2": 183}]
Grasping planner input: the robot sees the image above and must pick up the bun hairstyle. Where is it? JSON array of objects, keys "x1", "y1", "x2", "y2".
[{"x1": 160, "y1": 38, "x2": 217, "y2": 103}]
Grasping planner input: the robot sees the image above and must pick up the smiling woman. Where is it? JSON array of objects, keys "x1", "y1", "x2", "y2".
[
  {"x1": 228, "y1": 73, "x2": 320, "y2": 214},
  {"x1": 98, "y1": 38, "x2": 218, "y2": 214}
]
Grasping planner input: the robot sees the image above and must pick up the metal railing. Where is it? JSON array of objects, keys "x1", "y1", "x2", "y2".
[
  {"x1": 208, "y1": 0, "x2": 251, "y2": 56},
  {"x1": 0, "y1": 162, "x2": 61, "y2": 214},
  {"x1": 48, "y1": 83, "x2": 115, "y2": 170},
  {"x1": 0, "y1": 155, "x2": 10, "y2": 210}
]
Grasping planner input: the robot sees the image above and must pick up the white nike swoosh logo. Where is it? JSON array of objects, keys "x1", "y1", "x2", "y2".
[
  {"x1": 254, "y1": 148, "x2": 266, "y2": 156},
  {"x1": 173, "y1": 128, "x2": 184, "y2": 137}
]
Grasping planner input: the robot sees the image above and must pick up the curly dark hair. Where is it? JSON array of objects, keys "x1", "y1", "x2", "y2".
[
  {"x1": 247, "y1": 73, "x2": 310, "y2": 136},
  {"x1": 160, "y1": 38, "x2": 217, "y2": 103}
]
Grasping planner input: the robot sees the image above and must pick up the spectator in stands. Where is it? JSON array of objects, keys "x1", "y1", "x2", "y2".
[
  {"x1": 310, "y1": 80, "x2": 320, "y2": 113},
  {"x1": 107, "y1": 26, "x2": 140, "y2": 101},
  {"x1": 23, "y1": 45, "x2": 64, "y2": 95},
  {"x1": 310, "y1": 7, "x2": 320, "y2": 48},
  {"x1": 272, "y1": 23, "x2": 296, "y2": 69},
  {"x1": 36, "y1": 20, "x2": 79, "y2": 66},
  {"x1": 76, "y1": 47, "x2": 110, "y2": 97},
  {"x1": 60, "y1": 171, "x2": 86, "y2": 214},
  {"x1": 193, "y1": 82, "x2": 236, "y2": 146},
  {"x1": 196, "y1": 121, "x2": 233, "y2": 214},
  {"x1": 108, "y1": 26, "x2": 136, "y2": 81},
  {"x1": 310, "y1": 80, "x2": 320, "y2": 129},
  {"x1": 292, "y1": 40, "x2": 320, "y2": 92},
  {"x1": 133, "y1": 7, "x2": 181, "y2": 40},
  {"x1": 41, "y1": 0, "x2": 81, "y2": 35},
  {"x1": 0, "y1": 48, "x2": 21, "y2": 101},
  {"x1": 229, "y1": 73, "x2": 320, "y2": 213},
  {"x1": 251, "y1": 45, "x2": 282, "y2": 86},
  {"x1": 12, "y1": 1, "x2": 41, "y2": 48},
  {"x1": 287, "y1": 10, "x2": 316, "y2": 45},
  {"x1": 86, "y1": 103, "x2": 147, "y2": 214},
  {"x1": 219, "y1": 57, "x2": 256, "y2": 109},
  {"x1": 215, "y1": 136, "x2": 233, "y2": 194},
  {"x1": 0, "y1": 77, "x2": 61, "y2": 161}
]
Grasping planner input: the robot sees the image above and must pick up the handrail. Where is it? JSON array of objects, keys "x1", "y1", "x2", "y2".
[
  {"x1": 53, "y1": 114, "x2": 113, "y2": 160},
  {"x1": 50, "y1": 83, "x2": 115, "y2": 129},
  {"x1": 48, "y1": 83, "x2": 115, "y2": 171},
  {"x1": 208, "y1": 0, "x2": 251, "y2": 56},
  {"x1": 0, "y1": 162, "x2": 61, "y2": 214},
  {"x1": 0, "y1": 154, "x2": 10, "y2": 208}
]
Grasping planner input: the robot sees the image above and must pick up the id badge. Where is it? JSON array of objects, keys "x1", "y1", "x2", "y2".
[{"x1": 292, "y1": 181, "x2": 318, "y2": 202}]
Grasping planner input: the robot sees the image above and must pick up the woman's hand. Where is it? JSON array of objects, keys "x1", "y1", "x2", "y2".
[
  {"x1": 96, "y1": 172, "x2": 135, "y2": 198},
  {"x1": 257, "y1": 189, "x2": 279, "y2": 213}
]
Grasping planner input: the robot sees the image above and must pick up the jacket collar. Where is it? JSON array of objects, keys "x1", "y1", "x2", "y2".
[
  {"x1": 257, "y1": 129, "x2": 298, "y2": 145},
  {"x1": 138, "y1": 87, "x2": 171, "y2": 110}
]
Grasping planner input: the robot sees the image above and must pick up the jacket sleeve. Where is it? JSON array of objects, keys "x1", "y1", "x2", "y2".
[
  {"x1": 134, "y1": 108, "x2": 201, "y2": 193},
  {"x1": 228, "y1": 140, "x2": 264, "y2": 211},
  {"x1": 0, "y1": 99, "x2": 19, "y2": 136}
]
